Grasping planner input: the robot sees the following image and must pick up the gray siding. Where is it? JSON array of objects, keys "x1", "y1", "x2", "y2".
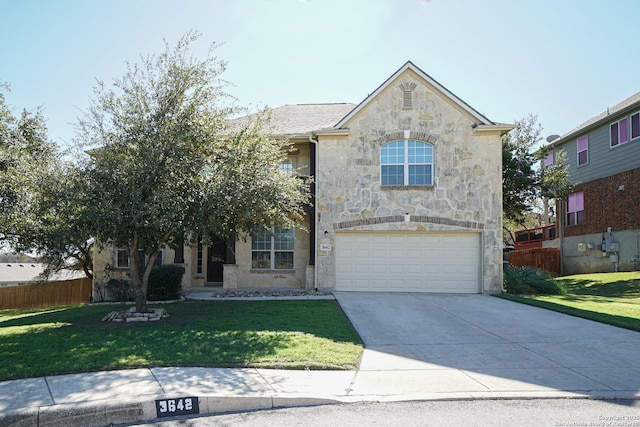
[{"x1": 554, "y1": 109, "x2": 640, "y2": 185}]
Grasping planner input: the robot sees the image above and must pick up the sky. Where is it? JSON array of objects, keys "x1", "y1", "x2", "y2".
[{"x1": 2, "y1": 0, "x2": 640, "y2": 150}]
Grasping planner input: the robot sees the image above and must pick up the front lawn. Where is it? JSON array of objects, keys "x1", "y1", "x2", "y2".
[
  {"x1": 0, "y1": 300, "x2": 363, "y2": 381},
  {"x1": 500, "y1": 272, "x2": 640, "y2": 332}
]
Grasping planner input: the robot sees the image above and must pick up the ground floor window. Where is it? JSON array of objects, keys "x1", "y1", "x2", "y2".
[
  {"x1": 196, "y1": 241, "x2": 203, "y2": 274},
  {"x1": 114, "y1": 249, "x2": 163, "y2": 269},
  {"x1": 251, "y1": 226, "x2": 294, "y2": 269}
]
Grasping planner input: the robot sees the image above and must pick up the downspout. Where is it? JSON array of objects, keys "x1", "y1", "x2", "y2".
[{"x1": 308, "y1": 134, "x2": 319, "y2": 290}]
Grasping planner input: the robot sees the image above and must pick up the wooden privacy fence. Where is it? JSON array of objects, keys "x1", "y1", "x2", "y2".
[
  {"x1": 508, "y1": 247, "x2": 561, "y2": 275},
  {"x1": 0, "y1": 277, "x2": 92, "y2": 310}
]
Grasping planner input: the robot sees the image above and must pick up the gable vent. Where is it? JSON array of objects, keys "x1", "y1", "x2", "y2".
[
  {"x1": 403, "y1": 91, "x2": 413, "y2": 109},
  {"x1": 399, "y1": 82, "x2": 417, "y2": 110}
]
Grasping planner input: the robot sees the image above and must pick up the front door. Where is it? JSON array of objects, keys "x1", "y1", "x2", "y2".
[{"x1": 206, "y1": 236, "x2": 226, "y2": 284}]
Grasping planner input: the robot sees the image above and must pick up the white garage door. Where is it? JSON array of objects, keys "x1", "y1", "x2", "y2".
[{"x1": 335, "y1": 232, "x2": 480, "y2": 293}]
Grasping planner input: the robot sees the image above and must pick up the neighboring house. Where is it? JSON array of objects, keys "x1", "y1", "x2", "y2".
[
  {"x1": 545, "y1": 92, "x2": 640, "y2": 274},
  {"x1": 93, "y1": 61, "x2": 513, "y2": 295},
  {"x1": 0, "y1": 263, "x2": 85, "y2": 287}
]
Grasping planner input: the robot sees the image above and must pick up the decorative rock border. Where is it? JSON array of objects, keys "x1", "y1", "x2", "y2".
[
  {"x1": 102, "y1": 307, "x2": 169, "y2": 322},
  {"x1": 203, "y1": 289, "x2": 332, "y2": 299}
]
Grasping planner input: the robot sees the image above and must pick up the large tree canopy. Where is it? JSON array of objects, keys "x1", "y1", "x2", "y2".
[
  {"x1": 502, "y1": 114, "x2": 572, "y2": 244},
  {"x1": 502, "y1": 114, "x2": 542, "y2": 225},
  {"x1": 77, "y1": 32, "x2": 310, "y2": 312},
  {"x1": 0, "y1": 87, "x2": 93, "y2": 278}
]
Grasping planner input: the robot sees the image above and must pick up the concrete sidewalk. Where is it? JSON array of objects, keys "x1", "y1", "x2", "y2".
[
  {"x1": 5, "y1": 364, "x2": 639, "y2": 427},
  {"x1": 1, "y1": 292, "x2": 640, "y2": 426}
]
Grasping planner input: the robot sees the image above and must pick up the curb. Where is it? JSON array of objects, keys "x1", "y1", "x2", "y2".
[
  {"x1": 0, "y1": 395, "x2": 343, "y2": 427},
  {"x1": 3, "y1": 392, "x2": 640, "y2": 427}
]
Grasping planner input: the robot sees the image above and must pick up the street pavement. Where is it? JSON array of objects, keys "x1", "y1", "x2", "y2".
[{"x1": 1, "y1": 292, "x2": 639, "y2": 426}]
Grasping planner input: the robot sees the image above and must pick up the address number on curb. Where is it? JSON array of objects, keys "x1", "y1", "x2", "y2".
[{"x1": 155, "y1": 397, "x2": 199, "y2": 418}]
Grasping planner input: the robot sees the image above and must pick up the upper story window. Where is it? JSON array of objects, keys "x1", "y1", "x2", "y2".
[
  {"x1": 544, "y1": 151, "x2": 554, "y2": 167},
  {"x1": 610, "y1": 117, "x2": 629, "y2": 147},
  {"x1": 566, "y1": 192, "x2": 584, "y2": 226},
  {"x1": 279, "y1": 159, "x2": 293, "y2": 176},
  {"x1": 577, "y1": 136, "x2": 588, "y2": 166},
  {"x1": 631, "y1": 112, "x2": 640, "y2": 140},
  {"x1": 251, "y1": 226, "x2": 294, "y2": 270},
  {"x1": 380, "y1": 139, "x2": 433, "y2": 186}
]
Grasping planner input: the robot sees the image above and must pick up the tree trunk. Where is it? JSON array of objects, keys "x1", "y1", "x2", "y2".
[
  {"x1": 128, "y1": 236, "x2": 148, "y2": 313},
  {"x1": 134, "y1": 285, "x2": 147, "y2": 313},
  {"x1": 129, "y1": 231, "x2": 171, "y2": 313}
]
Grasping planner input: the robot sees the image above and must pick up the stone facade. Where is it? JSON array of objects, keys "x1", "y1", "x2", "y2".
[
  {"x1": 91, "y1": 62, "x2": 510, "y2": 295},
  {"x1": 233, "y1": 216, "x2": 311, "y2": 289},
  {"x1": 315, "y1": 67, "x2": 505, "y2": 293}
]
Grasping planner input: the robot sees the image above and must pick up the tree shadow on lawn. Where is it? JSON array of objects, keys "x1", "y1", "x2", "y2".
[
  {"x1": 1, "y1": 300, "x2": 360, "y2": 340},
  {"x1": 504, "y1": 296, "x2": 640, "y2": 332},
  {"x1": 554, "y1": 275, "x2": 640, "y2": 298},
  {"x1": 0, "y1": 300, "x2": 363, "y2": 380}
]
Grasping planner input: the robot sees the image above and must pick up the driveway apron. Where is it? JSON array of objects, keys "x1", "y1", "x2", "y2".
[{"x1": 334, "y1": 292, "x2": 640, "y2": 397}]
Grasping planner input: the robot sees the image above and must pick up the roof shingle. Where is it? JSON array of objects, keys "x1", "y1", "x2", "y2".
[
  {"x1": 237, "y1": 103, "x2": 356, "y2": 136},
  {"x1": 556, "y1": 91, "x2": 640, "y2": 143}
]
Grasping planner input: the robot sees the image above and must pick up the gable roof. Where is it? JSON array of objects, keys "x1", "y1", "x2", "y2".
[
  {"x1": 549, "y1": 91, "x2": 640, "y2": 147},
  {"x1": 243, "y1": 103, "x2": 357, "y2": 136},
  {"x1": 335, "y1": 61, "x2": 495, "y2": 129}
]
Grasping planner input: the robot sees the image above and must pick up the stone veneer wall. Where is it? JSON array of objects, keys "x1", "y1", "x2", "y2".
[
  {"x1": 233, "y1": 215, "x2": 311, "y2": 288},
  {"x1": 315, "y1": 69, "x2": 503, "y2": 293},
  {"x1": 92, "y1": 245, "x2": 190, "y2": 301},
  {"x1": 93, "y1": 246, "x2": 179, "y2": 284}
]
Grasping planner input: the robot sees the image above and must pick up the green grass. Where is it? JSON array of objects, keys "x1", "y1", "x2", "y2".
[
  {"x1": 500, "y1": 272, "x2": 640, "y2": 331},
  {"x1": 0, "y1": 300, "x2": 363, "y2": 381}
]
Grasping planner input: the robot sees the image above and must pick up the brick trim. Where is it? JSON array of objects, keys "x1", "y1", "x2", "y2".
[
  {"x1": 411, "y1": 215, "x2": 484, "y2": 230},
  {"x1": 375, "y1": 131, "x2": 438, "y2": 145},
  {"x1": 333, "y1": 215, "x2": 484, "y2": 230}
]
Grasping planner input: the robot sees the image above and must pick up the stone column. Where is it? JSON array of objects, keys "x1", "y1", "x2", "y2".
[
  {"x1": 223, "y1": 264, "x2": 238, "y2": 289},
  {"x1": 305, "y1": 265, "x2": 315, "y2": 290}
]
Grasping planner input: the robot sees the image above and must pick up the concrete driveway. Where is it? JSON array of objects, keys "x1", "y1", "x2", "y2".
[{"x1": 334, "y1": 292, "x2": 640, "y2": 398}]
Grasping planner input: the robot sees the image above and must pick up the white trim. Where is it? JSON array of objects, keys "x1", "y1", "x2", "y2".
[
  {"x1": 335, "y1": 61, "x2": 494, "y2": 129},
  {"x1": 251, "y1": 226, "x2": 295, "y2": 270},
  {"x1": 577, "y1": 135, "x2": 589, "y2": 167},
  {"x1": 631, "y1": 111, "x2": 640, "y2": 141},
  {"x1": 380, "y1": 139, "x2": 433, "y2": 186},
  {"x1": 473, "y1": 124, "x2": 515, "y2": 135}
]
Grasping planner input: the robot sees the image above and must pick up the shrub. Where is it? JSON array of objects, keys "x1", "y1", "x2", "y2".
[
  {"x1": 503, "y1": 266, "x2": 566, "y2": 295},
  {"x1": 105, "y1": 278, "x2": 134, "y2": 301},
  {"x1": 147, "y1": 264, "x2": 185, "y2": 301}
]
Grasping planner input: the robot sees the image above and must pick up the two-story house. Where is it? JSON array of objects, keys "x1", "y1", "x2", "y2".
[
  {"x1": 93, "y1": 61, "x2": 513, "y2": 295},
  {"x1": 545, "y1": 92, "x2": 640, "y2": 274}
]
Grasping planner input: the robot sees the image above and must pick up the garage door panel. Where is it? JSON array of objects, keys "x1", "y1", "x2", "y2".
[{"x1": 335, "y1": 232, "x2": 480, "y2": 293}]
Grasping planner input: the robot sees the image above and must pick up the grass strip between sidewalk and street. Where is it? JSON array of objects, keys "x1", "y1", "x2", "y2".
[
  {"x1": 0, "y1": 300, "x2": 363, "y2": 381},
  {"x1": 499, "y1": 272, "x2": 640, "y2": 332}
]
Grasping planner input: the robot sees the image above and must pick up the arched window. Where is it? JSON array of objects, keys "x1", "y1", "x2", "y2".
[{"x1": 380, "y1": 139, "x2": 433, "y2": 186}]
